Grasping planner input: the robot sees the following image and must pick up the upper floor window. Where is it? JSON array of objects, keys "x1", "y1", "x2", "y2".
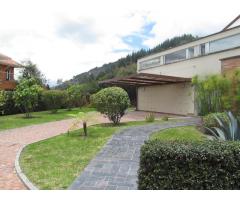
[
  {"x1": 138, "y1": 33, "x2": 240, "y2": 71},
  {"x1": 209, "y1": 33, "x2": 240, "y2": 53},
  {"x1": 165, "y1": 49, "x2": 186, "y2": 64},
  {"x1": 6, "y1": 69, "x2": 11, "y2": 80},
  {"x1": 187, "y1": 47, "x2": 195, "y2": 59},
  {"x1": 139, "y1": 57, "x2": 161, "y2": 70},
  {"x1": 200, "y1": 44, "x2": 206, "y2": 55}
]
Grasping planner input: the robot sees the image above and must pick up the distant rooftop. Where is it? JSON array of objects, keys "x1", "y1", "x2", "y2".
[{"x1": 0, "y1": 53, "x2": 21, "y2": 67}]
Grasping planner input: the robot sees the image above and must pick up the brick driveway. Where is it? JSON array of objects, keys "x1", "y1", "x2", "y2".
[{"x1": 0, "y1": 111, "x2": 168, "y2": 190}]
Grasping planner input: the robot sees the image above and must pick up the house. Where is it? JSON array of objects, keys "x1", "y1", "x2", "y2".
[
  {"x1": 0, "y1": 53, "x2": 21, "y2": 90},
  {"x1": 100, "y1": 15, "x2": 240, "y2": 116}
]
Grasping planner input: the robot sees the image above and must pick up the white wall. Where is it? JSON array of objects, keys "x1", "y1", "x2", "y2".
[
  {"x1": 137, "y1": 83, "x2": 195, "y2": 115},
  {"x1": 138, "y1": 48, "x2": 240, "y2": 78}
]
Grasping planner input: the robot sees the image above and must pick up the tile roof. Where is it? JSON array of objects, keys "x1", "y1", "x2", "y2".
[{"x1": 0, "y1": 53, "x2": 21, "y2": 67}]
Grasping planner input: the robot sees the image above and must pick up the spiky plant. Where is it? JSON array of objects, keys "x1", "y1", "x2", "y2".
[{"x1": 205, "y1": 111, "x2": 240, "y2": 141}]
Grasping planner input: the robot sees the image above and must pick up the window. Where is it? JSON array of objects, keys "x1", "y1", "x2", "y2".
[
  {"x1": 165, "y1": 49, "x2": 186, "y2": 64},
  {"x1": 187, "y1": 47, "x2": 194, "y2": 59},
  {"x1": 6, "y1": 69, "x2": 11, "y2": 80},
  {"x1": 209, "y1": 33, "x2": 240, "y2": 53},
  {"x1": 200, "y1": 44, "x2": 205, "y2": 55},
  {"x1": 139, "y1": 57, "x2": 161, "y2": 70}
]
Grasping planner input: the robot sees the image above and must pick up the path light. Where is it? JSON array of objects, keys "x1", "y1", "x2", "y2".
[{"x1": 68, "y1": 111, "x2": 99, "y2": 137}]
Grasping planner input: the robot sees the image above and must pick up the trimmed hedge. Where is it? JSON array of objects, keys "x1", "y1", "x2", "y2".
[
  {"x1": 41, "y1": 90, "x2": 68, "y2": 113},
  {"x1": 138, "y1": 140, "x2": 240, "y2": 190}
]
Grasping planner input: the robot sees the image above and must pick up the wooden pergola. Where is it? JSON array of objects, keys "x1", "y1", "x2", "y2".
[{"x1": 99, "y1": 73, "x2": 191, "y2": 87}]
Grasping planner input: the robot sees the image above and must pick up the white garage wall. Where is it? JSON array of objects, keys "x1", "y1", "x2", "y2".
[{"x1": 137, "y1": 83, "x2": 195, "y2": 115}]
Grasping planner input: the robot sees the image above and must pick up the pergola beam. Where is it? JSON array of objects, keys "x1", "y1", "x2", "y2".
[{"x1": 99, "y1": 73, "x2": 191, "y2": 87}]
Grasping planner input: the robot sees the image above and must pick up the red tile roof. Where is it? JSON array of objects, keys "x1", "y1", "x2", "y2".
[{"x1": 0, "y1": 53, "x2": 21, "y2": 67}]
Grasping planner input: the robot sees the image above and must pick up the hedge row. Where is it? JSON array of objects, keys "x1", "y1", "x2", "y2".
[
  {"x1": 138, "y1": 140, "x2": 240, "y2": 190},
  {"x1": 0, "y1": 90, "x2": 86, "y2": 115}
]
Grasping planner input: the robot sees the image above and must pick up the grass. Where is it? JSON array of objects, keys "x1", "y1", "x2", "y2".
[
  {"x1": 0, "y1": 107, "x2": 95, "y2": 131},
  {"x1": 20, "y1": 120, "x2": 157, "y2": 189},
  {"x1": 150, "y1": 126, "x2": 207, "y2": 142}
]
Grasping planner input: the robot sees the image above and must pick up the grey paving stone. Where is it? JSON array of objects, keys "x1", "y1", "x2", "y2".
[{"x1": 69, "y1": 118, "x2": 200, "y2": 190}]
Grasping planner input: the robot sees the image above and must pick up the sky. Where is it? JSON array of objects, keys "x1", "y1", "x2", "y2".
[{"x1": 0, "y1": 0, "x2": 239, "y2": 85}]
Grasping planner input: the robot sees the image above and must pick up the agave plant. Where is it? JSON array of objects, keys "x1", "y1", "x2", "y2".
[{"x1": 205, "y1": 111, "x2": 240, "y2": 141}]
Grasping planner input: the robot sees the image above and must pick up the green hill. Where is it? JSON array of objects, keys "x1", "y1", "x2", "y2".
[{"x1": 56, "y1": 34, "x2": 197, "y2": 89}]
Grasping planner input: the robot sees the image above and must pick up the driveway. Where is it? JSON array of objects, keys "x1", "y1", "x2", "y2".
[{"x1": 0, "y1": 111, "x2": 194, "y2": 189}]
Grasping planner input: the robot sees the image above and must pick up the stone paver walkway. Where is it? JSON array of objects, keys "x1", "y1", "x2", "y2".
[
  {"x1": 0, "y1": 111, "x2": 172, "y2": 190},
  {"x1": 69, "y1": 118, "x2": 200, "y2": 190}
]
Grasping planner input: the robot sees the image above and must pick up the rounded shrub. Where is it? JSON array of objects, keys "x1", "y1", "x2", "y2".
[
  {"x1": 203, "y1": 112, "x2": 228, "y2": 128},
  {"x1": 91, "y1": 87, "x2": 130, "y2": 124}
]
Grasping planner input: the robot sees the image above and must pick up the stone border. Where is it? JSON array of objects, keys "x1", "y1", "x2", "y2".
[{"x1": 15, "y1": 145, "x2": 39, "y2": 190}]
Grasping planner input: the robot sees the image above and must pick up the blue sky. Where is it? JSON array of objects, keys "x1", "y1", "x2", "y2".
[
  {"x1": 0, "y1": 0, "x2": 239, "y2": 83},
  {"x1": 122, "y1": 22, "x2": 156, "y2": 50}
]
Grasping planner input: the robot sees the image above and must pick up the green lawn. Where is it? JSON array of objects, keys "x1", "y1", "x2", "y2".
[
  {"x1": 0, "y1": 107, "x2": 95, "y2": 131},
  {"x1": 20, "y1": 121, "x2": 157, "y2": 189},
  {"x1": 20, "y1": 123, "x2": 206, "y2": 189},
  {"x1": 150, "y1": 126, "x2": 207, "y2": 142}
]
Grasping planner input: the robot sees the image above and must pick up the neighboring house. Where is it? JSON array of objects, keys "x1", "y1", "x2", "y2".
[
  {"x1": 0, "y1": 53, "x2": 21, "y2": 90},
  {"x1": 100, "y1": 15, "x2": 240, "y2": 116}
]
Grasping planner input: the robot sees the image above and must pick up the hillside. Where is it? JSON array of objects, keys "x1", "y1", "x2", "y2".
[{"x1": 56, "y1": 34, "x2": 197, "y2": 89}]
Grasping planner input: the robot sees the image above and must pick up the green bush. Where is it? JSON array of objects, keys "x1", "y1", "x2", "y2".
[
  {"x1": 41, "y1": 90, "x2": 67, "y2": 113},
  {"x1": 138, "y1": 140, "x2": 240, "y2": 190},
  {"x1": 161, "y1": 116, "x2": 169, "y2": 121},
  {"x1": 66, "y1": 85, "x2": 85, "y2": 109},
  {"x1": 192, "y1": 75, "x2": 231, "y2": 115},
  {"x1": 91, "y1": 87, "x2": 130, "y2": 124},
  {"x1": 1, "y1": 91, "x2": 21, "y2": 115},
  {"x1": 145, "y1": 113, "x2": 155, "y2": 122},
  {"x1": 203, "y1": 112, "x2": 228, "y2": 128}
]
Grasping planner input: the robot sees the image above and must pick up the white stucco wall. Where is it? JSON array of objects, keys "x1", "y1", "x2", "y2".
[
  {"x1": 138, "y1": 48, "x2": 240, "y2": 78},
  {"x1": 137, "y1": 83, "x2": 195, "y2": 115}
]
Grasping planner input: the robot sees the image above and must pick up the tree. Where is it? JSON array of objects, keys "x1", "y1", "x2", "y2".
[
  {"x1": 19, "y1": 60, "x2": 46, "y2": 86},
  {"x1": 14, "y1": 78, "x2": 43, "y2": 118},
  {"x1": 92, "y1": 87, "x2": 130, "y2": 124}
]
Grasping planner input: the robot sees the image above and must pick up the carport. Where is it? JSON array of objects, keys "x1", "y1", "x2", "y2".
[{"x1": 99, "y1": 73, "x2": 193, "y2": 115}]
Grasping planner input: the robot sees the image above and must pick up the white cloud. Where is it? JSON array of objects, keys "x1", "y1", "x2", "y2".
[{"x1": 0, "y1": 0, "x2": 239, "y2": 83}]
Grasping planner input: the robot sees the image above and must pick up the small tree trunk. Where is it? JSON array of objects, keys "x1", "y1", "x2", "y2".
[{"x1": 83, "y1": 121, "x2": 87, "y2": 136}]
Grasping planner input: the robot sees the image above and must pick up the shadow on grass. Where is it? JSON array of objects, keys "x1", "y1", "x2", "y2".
[{"x1": 18, "y1": 115, "x2": 42, "y2": 119}]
